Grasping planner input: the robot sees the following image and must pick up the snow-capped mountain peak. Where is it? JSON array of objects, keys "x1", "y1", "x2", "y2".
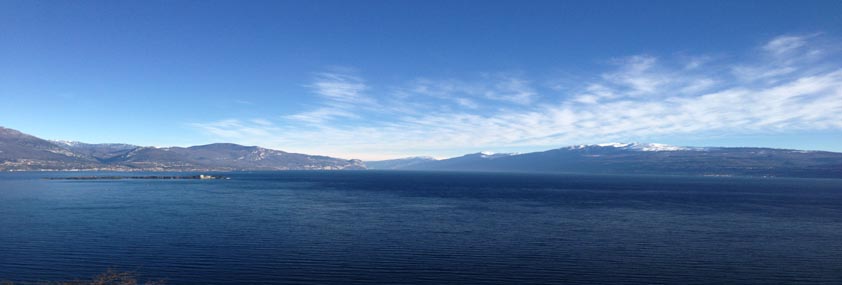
[
  {"x1": 567, "y1": 142, "x2": 697, "y2": 152},
  {"x1": 632, "y1": 143, "x2": 688, "y2": 151},
  {"x1": 469, "y1": 151, "x2": 517, "y2": 159},
  {"x1": 596, "y1": 142, "x2": 634, "y2": 148}
]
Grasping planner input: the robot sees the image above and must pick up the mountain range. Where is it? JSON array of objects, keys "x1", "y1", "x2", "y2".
[
  {"x1": 0, "y1": 127, "x2": 364, "y2": 171},
  {"x1": 366, "y1": 142, "x2": 842, "y2": 178},
  {"x1": 2, "y1": 126, "x2": 841, "y2": 178}
]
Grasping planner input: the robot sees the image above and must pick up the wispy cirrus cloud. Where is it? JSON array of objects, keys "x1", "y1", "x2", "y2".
[
  {"x1": 602, "y1": 55, "x2": 666, "y2": 96},
  {"x1": 400, "y1": 73, "x2": 538, "y2": 108},
  {"x1": 763, "y1": 34, "x2": 809, "y2": 55},
  {"x1": 191, "y1": 119, "x2": 280, "y2": 139},
  {"x1": 285, "y1": 70, "x2": 374, "y2": 124},
  {"x1": 308, "y1": 72, "x2": 369, "y2": 103},
  {"x1": 193, "y1": 34, "x2": 842, "y2": 160},
  {"x1": 286, "y1": 107, "x2": 360, "y2": 124},
  {"x1": 486, "y1": 76, "x2": 537, "y2": 105}
]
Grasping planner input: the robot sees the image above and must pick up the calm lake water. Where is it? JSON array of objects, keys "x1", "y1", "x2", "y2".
[{"x1": 1, "y1": 171, "x2": 841, "y2": 284}]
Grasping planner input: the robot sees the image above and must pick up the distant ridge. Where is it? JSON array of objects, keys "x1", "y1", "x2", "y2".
[
  {"x1": 368, "y1": 143, "x2": 842, "y2": 179},
  {"x1": 4, "y1": 126, "x2": 842, "y2": 178},
  {"x1": 364, "y1": 156, "x2": 437, "y2": 170},
  {"x1": 0, "y1": 126, "x2": 364, "y2": 171}
]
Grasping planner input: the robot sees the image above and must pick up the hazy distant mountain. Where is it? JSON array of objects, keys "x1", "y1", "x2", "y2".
[
  {"x1": 110, "y1": 143, "x2": 365, "y2": 171},
  {"x1": 5, "y1": 126, "x2": 842, "y2": 178},
  {"x1": 388, "y1": 143, "x2": 842, "y2": 179},
  {"x1": 397, "y1": 151, "x2": 518, "y2": 171},
  {"x1": 365, "y1": 156, "x2": 437, "y2": 170},
  {"x1": 0, "y1": 126, "x2": 364, "y2": 171},
  {"x1": 51, "y1": 140, "x2": 139, "y2": 160}
]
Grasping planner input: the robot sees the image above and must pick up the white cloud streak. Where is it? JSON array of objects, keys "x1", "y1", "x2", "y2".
[
  {"x1": 308, "y1": 72, "x2": 368, "y2": 103},
  {"x1": 763, "y1": 35, "x2": 808, "y2": 55},
  {"x1": 193, "y1": 34, "x2": 842, "y2": 160}
]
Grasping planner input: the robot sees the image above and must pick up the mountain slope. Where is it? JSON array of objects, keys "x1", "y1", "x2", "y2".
[
  {"x1": 0, "y1": 127, "x2": 364, "y2": 171},
  {"x1": 111, "y1": 143, "x2": 365, "y2": 171},
  {"x1": 365, "y1": 157, "x2": 437, "y2": 170},
  {"x1": 52, "y1": 140, "x2": 139, "y2": 160},
  {"x1": 399, "y1": 152, "x2": 517, "y2": 171},
  {"x1": 0, "y1": 127, "x2": 103, "y2": 170},
  {"x1": 4, "y1": 126, "x2": 841, "y2": 178},
  {"x1": 393, "y1": 143, "x2": 842, "y2": 178}
]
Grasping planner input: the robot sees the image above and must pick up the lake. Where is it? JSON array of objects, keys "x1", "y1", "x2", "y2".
[{"x1": 1, "y1": 171, "x2": 841, "y2": 284}]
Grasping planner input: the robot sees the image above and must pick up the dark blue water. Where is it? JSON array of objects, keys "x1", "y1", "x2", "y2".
[{"x1": 1, "y1": 171, "x2": 841, "y2": 284}]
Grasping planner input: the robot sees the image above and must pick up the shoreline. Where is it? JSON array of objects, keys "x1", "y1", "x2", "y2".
[{"x1": 44, "y1": 174, "x2": 227, "y2": 180}]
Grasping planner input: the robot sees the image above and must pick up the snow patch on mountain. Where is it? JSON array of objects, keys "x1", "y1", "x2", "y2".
[
  {"x1": 51, "y1": 140, "x2": 81, "y2": 147},
  {"x1": 596, "y1": 142, "x2": 634, "y2": 148},
  {"x1": 632, "y1": 143, "x2": 688, "y2": 151},
  {"x1": 567, "y1": 142, "x2": 705, "y2": 152},
  {"x1": 475, "y1": 151, "x2": 519, "y2": 158}
]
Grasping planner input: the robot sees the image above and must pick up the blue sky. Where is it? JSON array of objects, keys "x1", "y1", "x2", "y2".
[{"x1": 2, "y1": 0, "x2": 842, "y2": 159}]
